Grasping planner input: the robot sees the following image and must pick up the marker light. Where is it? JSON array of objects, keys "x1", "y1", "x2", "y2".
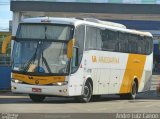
[
  {"x1": 12, "y1": 79, "x2": 23, "y2": 84},
  {"x1": 52, "y1": 81, "x2": 68, "y2": 86}
]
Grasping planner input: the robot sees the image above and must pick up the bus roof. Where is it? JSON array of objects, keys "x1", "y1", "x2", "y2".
[{"x1": 21, "y1": 17, "x2": 152, "y2": 37}]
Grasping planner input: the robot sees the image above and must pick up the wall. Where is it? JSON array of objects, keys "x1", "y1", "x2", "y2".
[
  {"x1": 0, "y1": 66, "x2": 11, "y2": 90},
  {"x1": 0, "y1": 32, "x2": 11, "y2": 90}
]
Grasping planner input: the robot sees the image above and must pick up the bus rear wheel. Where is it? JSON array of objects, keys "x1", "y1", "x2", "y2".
[
  {"x1": 129, "y1": 81, "x2": 137, "y2": 99},
  {"x1": 120, "y1": 81, "x2": 137, "y2": 100},
  {"x1": 75, "y1": 81, "x2": 92, "y2": 103},
  {"x1": 29, "y1": 94, "x2": 45, "y2": 102}
]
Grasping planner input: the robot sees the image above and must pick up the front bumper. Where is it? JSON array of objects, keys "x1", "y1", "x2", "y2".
[{"x1": 11, "y1": 82, "x2": 68, "y2": 96}]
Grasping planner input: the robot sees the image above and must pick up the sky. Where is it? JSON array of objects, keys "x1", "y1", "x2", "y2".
[{"x1": 0, "y1": 0, "x2": 12, "y2": 31}]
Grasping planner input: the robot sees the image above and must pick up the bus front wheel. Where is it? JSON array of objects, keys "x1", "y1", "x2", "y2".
[
  {"x1": 29, "y1": 94, "x2": 45, "y2": 102},
  {"x1": 75, "y1": 81, "x2": 92, "y2": 103}
]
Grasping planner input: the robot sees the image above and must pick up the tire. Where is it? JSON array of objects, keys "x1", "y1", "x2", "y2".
[
  {"x1": 75, "y1": 81, "x2": 92, "y2": 103},
  {"x1": 29, "y1": 94, "x2": 45, "y2": 102},
  {"x1": 120, "y1": 81, "x2": 137, "y2": 100},
  {"x1": 129, "y1": 81, "x2": 137, "y2": 99}
]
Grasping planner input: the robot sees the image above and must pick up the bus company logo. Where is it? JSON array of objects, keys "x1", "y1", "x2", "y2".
[
  {"x1": 99, "y1": 56, "x2": 119, "y2": 64},
  {"x1": 92, "y1": 56, "x2": 119, "y2": 64},
  {"x1": 92, "y1": 56, "x2": 97, "y2": 63},
  {"x1": 35, "y1": 80, "x2": 39, "y2": 85}
]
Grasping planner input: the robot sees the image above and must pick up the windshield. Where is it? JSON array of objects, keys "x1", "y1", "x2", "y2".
[
  {"x1": 17, "y1": 23, "x2": 73, "y2": 40},
  {"x1": 12, "y1": 24, "x2": 74, "y2": 75}
]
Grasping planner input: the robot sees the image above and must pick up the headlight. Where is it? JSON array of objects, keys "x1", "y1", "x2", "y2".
[
  {"x1": 12, "y1": 79, "x2": 23, "y2": 84},
  {"x1": 52, "y1": 81, "x2": 68, "y2": 86}
]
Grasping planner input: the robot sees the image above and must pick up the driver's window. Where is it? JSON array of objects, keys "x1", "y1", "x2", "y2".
[
  {"x1": 71, "y1": 25, "x2": 85, "y2": 73},
  {"x1": 72, "y1": 47, "x2": 78, "y2": 67}
]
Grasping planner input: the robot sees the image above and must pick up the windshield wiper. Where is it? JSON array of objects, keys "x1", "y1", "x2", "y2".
[
  {"x1": 42, "y1": 56, "x2": 51, "y2": 73},
  {"x1": 22, "y1": 42, "x2": 39, "y2": 72},
  {"x1": 22, "y1": 40, "x2": 52, "y2": 73},
  {"x1": 41, "y1": 30, "x2": 52, "y2": 73}
]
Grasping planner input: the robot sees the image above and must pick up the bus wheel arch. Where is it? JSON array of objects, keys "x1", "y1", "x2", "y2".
[
  {"x1": 75, "y1": 77, "x2": 93, "y2": 103},
  {"x1": 82, "y1": 77, "x2": 93, "y2": 93},
  {"x1": 120, "y1": 78, "x2": 138, "y2": 100},
  {"x1": 86, "y1": 78, "x2": 93, "y2": 91}
]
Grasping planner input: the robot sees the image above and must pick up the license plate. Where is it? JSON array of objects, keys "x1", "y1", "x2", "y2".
[{"x1": 32, "y1": 88, "x2": 42, "y2": 92}]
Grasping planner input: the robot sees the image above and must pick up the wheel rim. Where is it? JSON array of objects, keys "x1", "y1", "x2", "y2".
[
  {"x1": 132, "y1": 83, "x2": 137, "y2": 96},
  {"x1": 84, "y1": 86, "x2": 90, "y2": 98}
]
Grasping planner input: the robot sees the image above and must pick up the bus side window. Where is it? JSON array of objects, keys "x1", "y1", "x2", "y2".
[
  {"x1": 102, "y1": 30, "x2": 118, "y2": 52},
  {"x1": 128, "y1": 34, "x2": 138, "y2": 54},
  {"x1": 74, "y1": 25, "x2": 85, "y2": 63},
  {"x1": 72, "y1": 47, "x2": 79, "y2": 67},
  {"x1": 137, "y1": 36, "x2": 145, "y2": 54},
  {"x1": 96, "y1": 29, "x2": 103, "y2": 50},
  {"x1": 145, "y1": 37, "x2": 153, "y2": 55},
  {"x1": 85, "y1": 26, "x2": 97, "y2": 50},
  {"x1": 72, "y1": 25, "x2": 85, "y2": 73},
  {"x1": 85, "y1": 26, "x2": 103, "y2": 50},
  {"x1": 118, "y1": 32, "x2": 129, "y2": 53}
]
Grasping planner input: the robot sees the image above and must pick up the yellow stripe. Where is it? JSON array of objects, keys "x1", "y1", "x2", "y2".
[
  {"x1": 12, "y1": 73, "x2": 65, "y2": 85},
  {"x1": 119, "y1": 54, "x2": 146, "y2": 93}
]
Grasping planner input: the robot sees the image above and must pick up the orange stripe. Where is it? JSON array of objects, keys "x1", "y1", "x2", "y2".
[
  {"x1": 119, "y1": 54, "x2": 146, "y2": 93},
  {"x1": 12, "y1": 73, "x2": 65, "y2": 85}
]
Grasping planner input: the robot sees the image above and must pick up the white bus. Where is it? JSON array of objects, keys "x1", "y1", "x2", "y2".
[{"x1": 11, "y1": 17, "x2": 153, "y2": 103}]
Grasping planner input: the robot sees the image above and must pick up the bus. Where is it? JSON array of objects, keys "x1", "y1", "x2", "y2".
[{"x1": 11, "y1": 17, "x2": 153, "y2": 103}]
